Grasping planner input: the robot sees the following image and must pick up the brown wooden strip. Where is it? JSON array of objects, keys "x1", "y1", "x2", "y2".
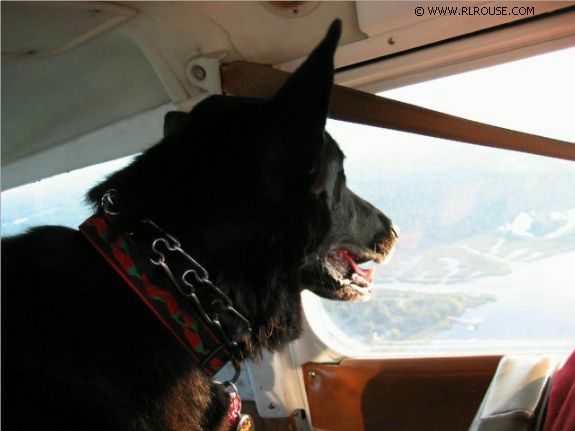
[
  {"x1": 221, "y1": 61, "x2": 575, "y2": 161},
  {"x1": 302, "y1": 356, "x2": 501, "y2": 431}
]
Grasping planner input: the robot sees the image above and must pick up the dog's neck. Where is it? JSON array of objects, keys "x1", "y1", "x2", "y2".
[{"x1": 79, "y1": 191, "x2": 253, "y2": 380}]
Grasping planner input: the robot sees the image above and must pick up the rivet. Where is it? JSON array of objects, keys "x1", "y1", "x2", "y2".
[
  {"x1": 191, "y1": 65, "x2": 206, "y2": 81},
  {"x1": 387, "y1": 37, "x2": 396, "y2": 46},
  {"x1": 308, "y1": 370, "x2": 317, "y2": 379}
]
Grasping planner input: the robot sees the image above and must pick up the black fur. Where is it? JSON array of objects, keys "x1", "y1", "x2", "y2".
[{"x1": 2, "y1": 20, "x2": 395, "y2": 430}]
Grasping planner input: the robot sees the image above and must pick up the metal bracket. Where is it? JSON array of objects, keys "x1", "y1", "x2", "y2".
[
  {"x1": 246, "y1": 347, "x2": 309, "y2": 420},
  {"x1": 290, "y1": 409, "x2": 313, "y2": 431},
  {"x1": 185, "y1": 55, "x2": 223, "y2": 95}
]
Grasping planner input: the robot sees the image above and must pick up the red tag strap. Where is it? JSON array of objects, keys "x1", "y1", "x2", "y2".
[
  {"x1": 227, "y1": 392, "x2": 242, "y2": 426},
  {"x1": 225, "y1": 390, "x2": 254, "y2": 431}
]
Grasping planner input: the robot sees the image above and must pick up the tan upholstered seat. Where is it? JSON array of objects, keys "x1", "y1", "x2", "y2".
[{"x1": 469, "y1": 356, "x2": 563, "y2": 431}]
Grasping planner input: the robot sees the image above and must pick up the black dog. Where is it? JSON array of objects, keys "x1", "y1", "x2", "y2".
[{"x1": 2, "y1": 20, "x2": 395, "y2": 431}]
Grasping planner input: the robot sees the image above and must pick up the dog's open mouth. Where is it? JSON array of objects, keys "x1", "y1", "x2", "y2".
[{"x1": 324, "y1": 249, "x2": 376, "y2": 297}]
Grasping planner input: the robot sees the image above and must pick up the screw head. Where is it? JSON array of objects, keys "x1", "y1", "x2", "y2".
[
  {"x1": 191, "y1": 65, "x2": 206, "y2": 81},
  {"x1": 268, "y1": 402, "x2": 276, "y2": 409},
  {"x1": 387, "y1": 37, "x2": 396, "y2": 46},
  {"x1": 308, "y1": 370, "x2": 317, "y2": 379}
]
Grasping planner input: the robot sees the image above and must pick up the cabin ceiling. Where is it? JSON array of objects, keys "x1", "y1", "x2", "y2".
[
  {"x1": 1, "y1": 1, "x2": 363, "y2": 170},
  {"x1": 2, "y1": 1, "x2": 574, "y2": 190}
]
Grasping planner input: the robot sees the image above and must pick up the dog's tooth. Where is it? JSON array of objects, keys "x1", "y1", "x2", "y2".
[
  {"x1": 351, "y1": 272, "x2": 374, "y2": 289},
  {"x1": 349, "y1": 282, "x2": 372, "y2": 296},
  {"x1": 352, "y1": 273, "x2": 366, "y2": 285},
  {"x1": 337, "y1": 278, "x2": 351, "y2": 287}
]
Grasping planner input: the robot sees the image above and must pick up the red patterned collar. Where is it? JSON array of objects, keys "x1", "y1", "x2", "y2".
[{"x1": 79, "y1": 211, "x2": 251, "y2": 378}]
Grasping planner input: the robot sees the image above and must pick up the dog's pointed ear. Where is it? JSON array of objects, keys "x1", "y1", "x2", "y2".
[
  {"x1": 273, "y1": 19, "x2": 341, "y2": 135},
  {"x1": 164, "y1": 111, "x2": 188, "y2": 136}
]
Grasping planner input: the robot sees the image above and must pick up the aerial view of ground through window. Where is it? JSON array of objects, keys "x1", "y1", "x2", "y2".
[{"x1": 308, "y1": 118, "x2": 575, "y2": 355}]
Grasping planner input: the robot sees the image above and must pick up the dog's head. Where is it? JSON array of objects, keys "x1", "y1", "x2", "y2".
[{"x1": 88, "y1": 20, "x2": 396, "y2": 350}]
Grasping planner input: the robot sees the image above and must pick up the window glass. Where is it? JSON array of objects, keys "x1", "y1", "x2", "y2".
[
  {"x1": 1, "y1": 157, "x2": 134, "y2": 237},
  {"x1": 383, "y1": 46, "x2": 575, "y2": 143},
  {"x1": 303, "y1": 47, "x2": 575, "y2": 356}
]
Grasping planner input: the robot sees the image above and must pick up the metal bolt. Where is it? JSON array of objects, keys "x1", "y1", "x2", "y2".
[
  {"x1": 308, "y1": 370, "x2": 317, "y2": 379},
  {"x1": 191, "y1": 65, "x2": 206, "y2": 81},
  {"x1": 387, "y1": 37, "x2": 396, "y2": 46}
]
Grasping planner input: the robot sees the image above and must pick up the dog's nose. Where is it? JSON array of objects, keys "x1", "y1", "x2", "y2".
[
  {"x1": 378, "y1": 213, "x2": 398, "y2": 238},
  {"x1": 373, "y1": 214, "x2": 397, "y2": 257},
  {"x1": 390, "y1": 224, "x2": 399, "y2": 239}
]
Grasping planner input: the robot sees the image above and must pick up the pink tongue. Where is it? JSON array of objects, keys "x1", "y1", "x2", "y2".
[{"x1": 337, "y1": 250, "x2": 374, "y2": 283}]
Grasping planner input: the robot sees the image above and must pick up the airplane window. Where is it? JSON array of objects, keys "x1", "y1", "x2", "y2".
[
  {"x1": 304, "y1": 47, "x2": 575, "y2": 356},
  {"x1": 1, "y1": 156, "x2": 134, "y2": 237}
]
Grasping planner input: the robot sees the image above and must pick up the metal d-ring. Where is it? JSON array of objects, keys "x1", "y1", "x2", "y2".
[
  {"x1": 222, "y1": 361, "x2": 242, "y2": 386},
  {"x1": 101, "y1": 189, "x2": 120, "y2": 219}
]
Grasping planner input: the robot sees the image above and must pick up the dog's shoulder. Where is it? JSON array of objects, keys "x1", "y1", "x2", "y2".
[
  {"x1": 2, "y1": 226, "x2": 96, "y2": 289},
  {"x1": 3, "y1": 224, "x2": 80, "y2": 250},
  {"x1": 2, "y1": 226, "x2": 230, "y2": 431},
  {"x1": 2, "y1": 225, "x2": 126, "y2": 326}
]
